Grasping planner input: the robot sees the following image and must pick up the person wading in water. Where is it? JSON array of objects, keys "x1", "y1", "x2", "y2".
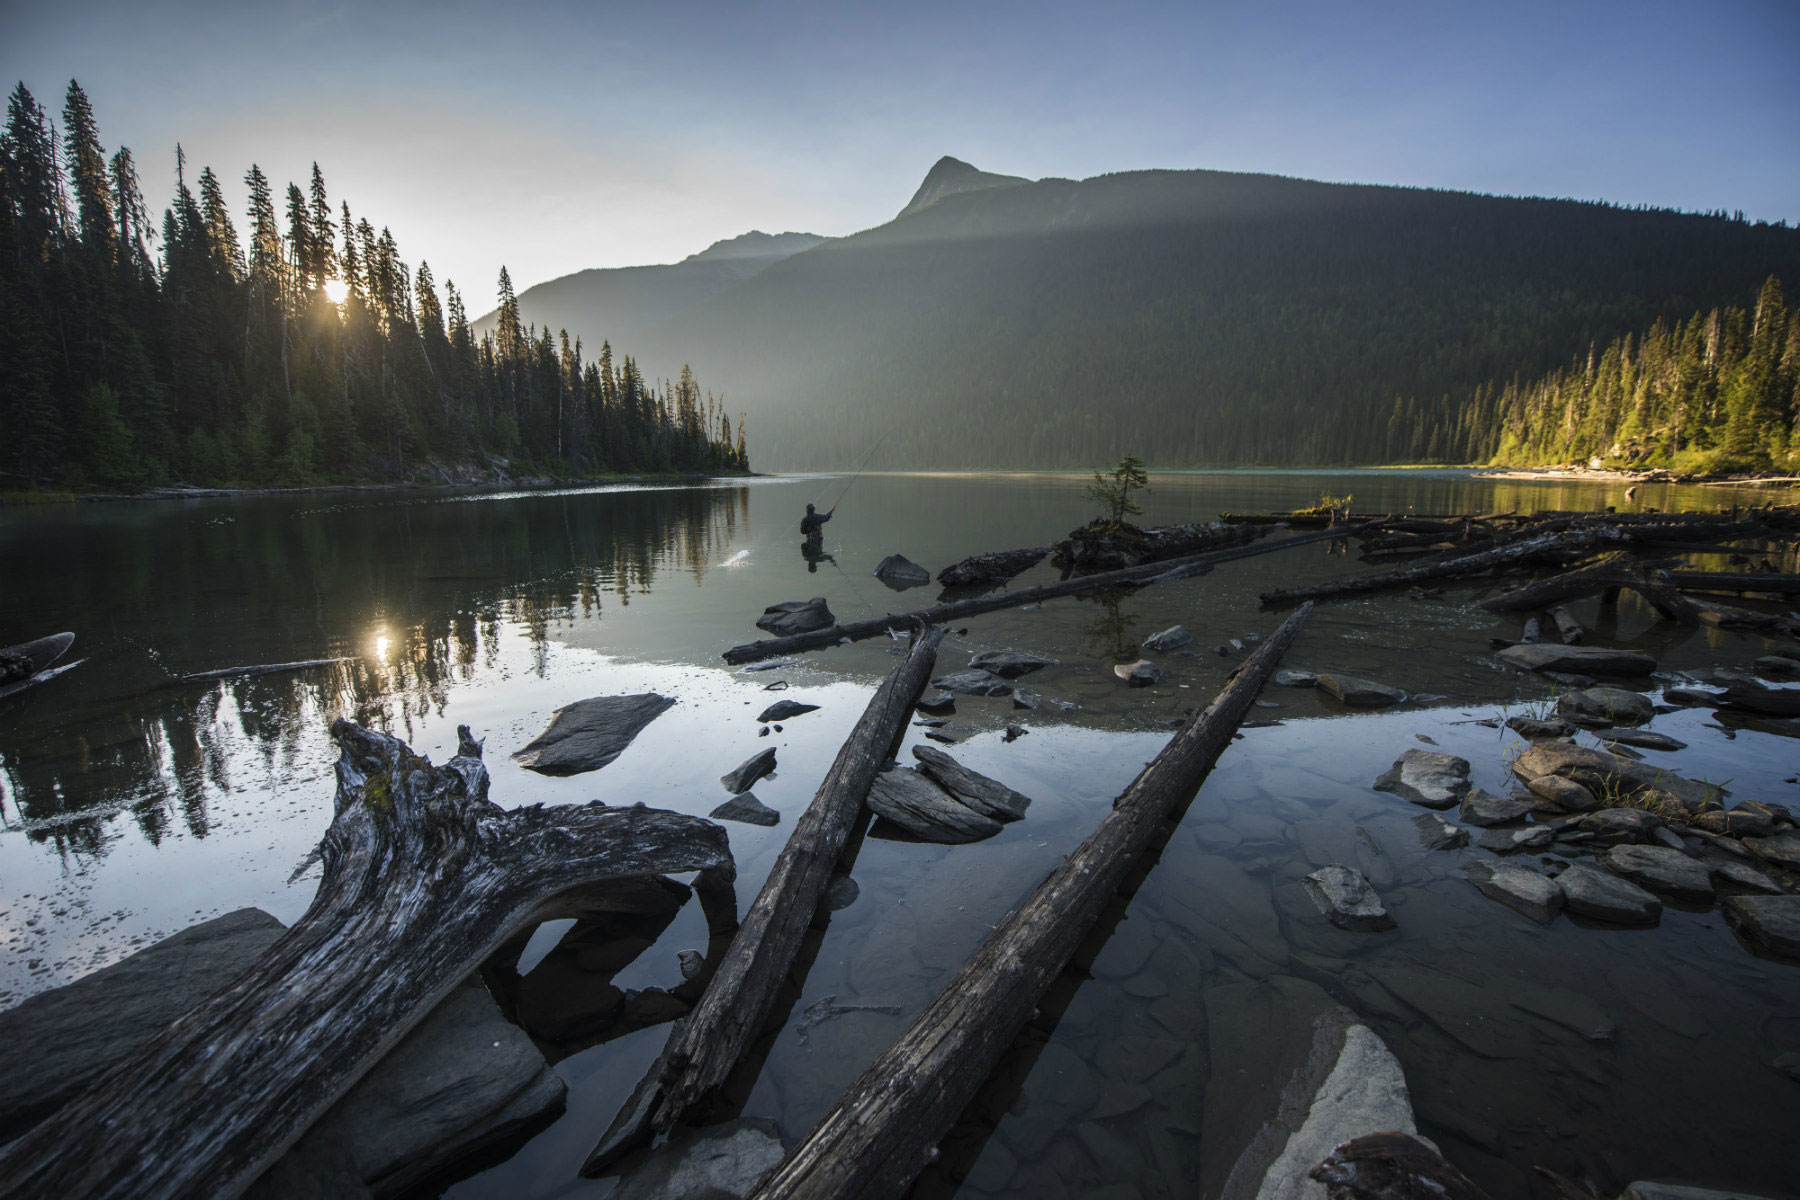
[{"x1": 800, "y1": 503, "x2": 834, "y2": 541}]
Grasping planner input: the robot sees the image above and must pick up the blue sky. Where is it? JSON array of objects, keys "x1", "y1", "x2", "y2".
[{"x1": 5, "y1": 0, "x2": 1797, "y2": 307}]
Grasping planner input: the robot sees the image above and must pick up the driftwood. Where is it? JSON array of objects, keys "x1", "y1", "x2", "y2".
[
  {"x1": 1669, "y1": 571, "x2": 1800, "y2": 595},
  {"x1": 1548, "y1": 605, "x2": 1583, "y2": 644},
  {"x1": 747, "y1": 604, "x2": 1315, "y2": 1200},
  {"x1": 1478, "y1": 552, "x2": 1700, "y2": 623},
  {"x1": 0, "y1": 721, "x2": 733, "y2": 1200},
  {"x1": 724, "y1": 526, "x2": 1351, "y2": 665},
  {"x1": 584, "y1": 626, "x2": 951, "y2": 1172},
  {"x1": 177, "y1": 656, "x2": 357, "y2": 683},
  {"x1": 1259, "y1": 528, "x2": 1629, "y2": 606}
]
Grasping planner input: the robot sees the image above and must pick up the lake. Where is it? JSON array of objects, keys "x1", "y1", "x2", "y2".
[{"x1": 2, "y1": 470, "x2": 1797, "y2": 1198}]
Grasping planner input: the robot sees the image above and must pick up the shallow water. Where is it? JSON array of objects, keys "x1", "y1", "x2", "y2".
[{"x1": 2, "y1": 471, "x2": 1797, "y2": 1197}]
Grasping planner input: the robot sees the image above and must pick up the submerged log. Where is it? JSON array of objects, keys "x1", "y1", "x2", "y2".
[
  {"x1": 0, "y1": 721, "x2": 732, "y2": 1200},
  {"x1": 176, "y1": 656, "x2": 356, "y2": 683},
  {"x1": 585, "y1": 626, "x2": 951, "y2": 1172},
  {"x1": 748, "y1": 604, "x2": 1315, "y2": 1200},
  {"x1": 724, "y1": 526, "x2": 1348, "y2": 665},
  {"x1": 1478, "y1": 552, "x2": 1701, "y2": 624}
]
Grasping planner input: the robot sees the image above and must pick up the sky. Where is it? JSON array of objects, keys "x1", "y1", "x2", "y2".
[{"x1": 5, "y1": 0, "x2": 1798, "y2": 310}]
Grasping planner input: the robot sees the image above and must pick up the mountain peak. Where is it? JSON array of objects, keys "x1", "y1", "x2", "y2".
[
  {"x1": 683, "y1": 230, "x2": 826, "y2": 265},
  {"x1": 898, "y1": 156, "x2": 1029, "y2": 219}
]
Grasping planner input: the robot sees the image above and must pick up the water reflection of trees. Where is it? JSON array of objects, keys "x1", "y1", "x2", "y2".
[{"x1": 0, "y1": 485, "x2": 750, "y2": 857}]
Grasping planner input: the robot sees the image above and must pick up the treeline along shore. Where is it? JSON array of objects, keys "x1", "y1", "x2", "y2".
[{"x1": 0, "y1": 81, "x2": 747, "y2": 495}]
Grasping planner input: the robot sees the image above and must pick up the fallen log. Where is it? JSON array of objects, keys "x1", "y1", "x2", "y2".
[
  {"x1": 584, "y1": 625, "x2": 951, "y2": 1172},
  {"x1": 725, "y1": 526, "x2": 1350, "y2": 665},
  {"x1": 177, "y1": 656, "x2": 357, "y2": 683},
  {"x1": 747, "y1": 603, "x2": 1315, "y2": 1200},
  {"x1": 1548, "y1": 605, "x2": 1583, "y2": 644},
  {"x1": 0, "y1": 721, "x2": 732, "y2": 1200},
  {"x1": 1669, "y1": 571, "x2": 1800, "y2": 595},
  {"x1": 1259, "y1": 528, "x2": 1629, "y2": 607},
  {"x1": 1477, "y1": 552, "x2": 1701, "y2": 624}
]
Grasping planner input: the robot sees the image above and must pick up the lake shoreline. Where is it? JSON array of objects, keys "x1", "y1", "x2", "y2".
[
  {"x1": 1467, "y1": 465, "x2": 1800, "y2": 489},
  {"x1": 1, "y1": 469, "x2": 762, "y2": 508}
]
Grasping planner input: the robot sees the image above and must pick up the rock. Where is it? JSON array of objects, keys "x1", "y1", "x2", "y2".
[
  {"x1": 1556, "y1": 686, "x2": 1654, "y2": 727},
  {"x1": 1724, "y1": 896, "x2": 1800, "y2": 957},
  {"x1": 1621, "y1": 1183, "x2": 1782, "y2": 1200},
  {"x1": 1300, "y1": 866, "x2": 1396, "y2": 931},
  {"x1": 1603, "y1": 845, "x2": 1715, "y2": 903},
  {"x1": 1512, "y1": 741, "x2": 1723, "y2": 811},
  {"x1": 911, "y1": 744, "x2": 1032, "y2": 821},
  {"x1": 915, "y1": 693, "x2": 956, "y2": 716},
  {"x1": 1719, "y1": 681, "x2": 1800, "y2": 717},
  {"x1": 1767, "y1": 641, "x2": 1800, "y2": 664},
  {"x1": 1497, "y1": 642, "x2": 1657, "y2": 676},
  {"x1": 1463, "y1": 861, "x2": 1565, "y2": 924},
  {"x1": 710, "y1": 792, "x2": 779, "y2": 827},
  {"x1": 1712, "y1": 861, "x2": 1786, "y2": 895},
  {"x1": 754, "y1": 596, "x2": 836, "y2": 637},
  {"x1": 1142, "y1": 625, "x2": 1193, "y2": 653},
  {"x1": 872, "y1": 554, "x2": 931, "y2": 588},
  {"x1": 1373, "y1": 750, "x2": 1471, "y2": 809},
  {"x1": 824, "y1": 875, "x2": 860, "y2": 911},
  {"x1": 1599, "y1": 728, "x2": 1689, "y2": 752},
  {"x1": 1010, "y1": 689, "x2": 1038, "y2": 710},
  {"x1": 1458, "y1": 787, "x2": 1536, "y2": 827},
  {"x1": 1543, "y1": 670, "x2": 1599, "y2": 687},
  {"x1": 1004, "y1": 723, "x2": 1028, "y2": 741},
  {"x1": 1525, "y1": 775, "x2": 1599, "y2": 813},
  {"x1": 1653, "y1": 826, "x2": 1689, "y2": 852},
  {"x1": 1510, "y1": 825, "x2": 1556, "y2": 850},
  {"x1": 677, "y1": 950, "x2": 705, "y2": 980},
  {"x1": 936, "y1": 547, "x2": 1049, "y2": 586},
  {"x1": 1412, "y1": 811, "x2": 1468, "y2": 850},
  {"x1": 720, "y1": 747, "x2": 778, "y2": 794},
  {"x1": 930, "y1": 669, "x2": 1013, "y2": 696},
  {"x1": 756, "y1": 699, "x2": 819, "y2": 723},
  {"x1": 1557, "y1": 863, "x2": 1663, "y2": 926},
  {"x1": 967, "y1": 650, "x2": 1058, "y2": 678},
  {"x1": 1693, "y1": 807, "x2": 1777, "y2": 838},
  {"x1": 1745, "y1": 833, "x2": 1800, "y2": 869},
  {"x1": 1315, "y1": 673, "x2": 1406, "y2": 707},
  {"x1": 1663, "y1": 686, "x2": 1724, "y2": 706},
  {"x1": 1274, "y1": 670, "x2": 1317, "y2": 688},
  {"x1": 1756, "y1": 655, "x2": 1800, "y2": 677},
  {"x1": 1576, "y1": 808, "x2": 1666, "y2": 845},
  {"x1": 511, "y1": 693, "x2": 676, "y2": 775},
  {"x1": 1309, "y1": 1133, "x2": 1490, "y2": 1200},
  {"x1": 867, "y1": 767, "x2": 1003, "y2": 844},
  {"x1": 1114, "y1": 659, "x2": 1164, "y2": 687},
  {"x1": 607, "y1": 1117, "x2": 786, "y2": 1200},
  {"x1": 1506, "y1": 715, "x2": 1577, "y2": 740}
]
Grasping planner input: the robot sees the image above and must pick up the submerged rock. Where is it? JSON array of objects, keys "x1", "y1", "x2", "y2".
[
  {"x1": 936, "y1": 547, "x2": 1049, "y2": 586},
  {"x1": 1274, "y1": 669, "x2": 1317, "y2": 688},
  {"x1": 1603, "y1": 844, "x2": 1715, "y2": 904},
  {"x1": 1723, "y1": 894, "x2": 1800, "y2": 958},
  {"x1": 512, "y1": 693, "x2": 676, "y2": 775},
  {"x1": 1141, "y1": 625, "x2": 1193, "y2": 653},
  {"x1": 1663, "y1": 686, "x2": 1724, "y2": 706},
  {"x1": 930, "y1": 669, "x2": 1013, "y2": 696},
  {"x1": 867, "y1": 767, "x2": 1003, "y2": 844},
  {"x1": 1316, "y1": 673, "x2": 1406, "y2": 707},
  {"x1": 1114, "y1": 659, "x2": 1164, "y2": 688},
  {"x1": 1497, "y1": 642, "x2": 1657, "y2": 676},
  {"x1": 872, "y1": 554, "x2": 932, "y2": 588},
  {"x1": 1301, "y1": 866, "x2": 1396, "y2": 931},
  {"x1": 1575, "y1": 807, "x2": 1666, "y2": 845},
  {"x1": 1464, "y1": 860, "x2": 1565, "y2": 924},
  {"x1": 1557, "y1": 863, "x2": 1662, "y2": 926},
  {"x1": 1412, "y1": 811, "x2": 1468, "y2": 851},
  {"x1": 754, "y1": 597, "x2": 836, "y2": 637},
  {"x1": 1373, "y1": 750, "x2": 1471, "y2": 810},
  {"x1": 607, "y1": 1118, "x2": 786, "y2": 1200},
  {"x1": 911, "y1": 744, "x2": 1031, "y2": 821},
  {"x1": 1458, "y1": 787, "x2": 1535, "y2": 827},
  {"x1": 967, "y1": 650, "x2": 1058, "y2": 679},
  {"x1": 710, "y1": 792, "x2": 779, "y2": 827},
  {"x1": 1506, "y1": 715, "x2": 1578, "y2": 740},
  {"x1": 756, "y1": 699, "x2": 819, "y2": 723},
  {"x1": 720, "y1": 747, "x2": 777, "y2": 794},
  {"x1": 1711, "y1": 861, "x2": 1786, "y2": 895},
  {"x1": 1556, "y1": 686, "x2": 1654, "y2": 727},
  {"x1": 1600, "y1": 728, "x2": 1689, "y2": 752}
]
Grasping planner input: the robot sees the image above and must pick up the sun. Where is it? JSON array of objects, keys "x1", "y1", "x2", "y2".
[{"x1": 322, "y1": 278, "x2": 349, "y2": 304}]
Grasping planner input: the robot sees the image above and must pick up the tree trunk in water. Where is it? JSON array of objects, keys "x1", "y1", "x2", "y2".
[
  {"x1": 0, "y1": 721, "x2": 733, "y2": 1200},
  {"x1": 748, "y1": 604, "x2": 1315, "y2": 1200},
  {"x1": 1478, "y1": 552, "x2": 1701, "y2": 624}
]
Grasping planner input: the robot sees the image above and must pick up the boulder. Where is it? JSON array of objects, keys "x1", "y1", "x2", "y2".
[
  {"x1": 929, "y1": 669, "x2": 1013, "y2": 696},
  {"x1": 1373, "y1": 750, "x2": 1471, "y2": 809},
  {"x1": 936, "y1": 547, "x2": 1049, "y2": 586},
  {"x1": 754, "y1": 597, "x2": 836, "y2": 637},
  {"x1": 1599, "y1": 729, "x2": 1689, "y2": 752},
  {"x1": 1458, "y1": 787, "x2": 1535, "y2": 827},
  {"x1": 1412, "y1": 811, "x2": 1468, "y2": 851},
  {"x1": 512, "y1": 693, "x2": 675, "y2": 775},
  {"x1": 1662, "y1": 686, "x2": 1724, "y2": 706},
  {"x1": 710, "y1": 793, "x2": 779, "y2": 827},
  {"x1": 1141, "y1": 625, "x2": 1194, "y2": 653},
  {"x1": 911, "y1": 744, "x2": 1031, "y2": 821},
  {"x1": 1745, "y1": 832, "x2": 1800, "y2": 870},
  {"x1": 867, "y1": 767, "x2": 1003, "y2": 844},
  {"x1": 755, "y1": 699, "x2": 819, "y2": 723},
  {"x1": 1497, "y1": 642, "x2": 1657, "y2": 676},
  {"x1": 1722, "y1": 895, "x2": 1800, "y2": 958},
  {"x1": 872, "y1": 554, "x2": 931, "y2": 588},
  {"x1": 1300, "y1": 866, "x2": 1396, "y2": 932},
  {"x1": 1506, "y1": 715, "x2": 1577, "y2": 740},
  {"x1": 1525, "y1": 775, "x2": 1599, "y2": 813},
  {"x1": 1315, "y1": 673, "x2": 1406, "y2": 707},
  {"x1": 967, "y1": 650, "x2": 1058, "y2": 679},
  {"x1": 1464, "y1": 861, "x2": 1565, "y2": 924},
  {"x1": 720, "y1": 746, "x2": 777, "y2": 794},
  {"x1": 607, "y1": 1118, "x2": 786, "y2": 1200},
  {"x1": 1719, "y1": 681, "x2": 1800, "y2": 717},
  {"x1": 1557, "y1": 863, "x2": 1662, "y2": 926},
  {"x1": 1114, "y1": 659, "x2": 1164, "y2": 688},
  {"x1": 1273, "y1": 670, "x2": 1317, "y2": 688},
  {"x1": 1512, "y1": 740, "x2": 1724, "y2": 811},
  {"x1": 1603, "y1": 845, "x2": 1715, "y2": 904},
  {"x1": 1556, "y1": 686, "x2": 1655, "y2": 727}
]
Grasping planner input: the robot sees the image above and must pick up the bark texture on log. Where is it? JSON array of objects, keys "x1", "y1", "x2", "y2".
[
  {"x1": 0, "y1": 722, "x2": 733, "y2": 1200},
  {"x1": 748, "y1": 604, "x2": 1315, "y2": 1200},
  {"x1": 585, "y1": 626, "x2": 950, "y2": 1173},
  {"x1": 724, "y1": 526, "x2": 1348, "y2": 665}
]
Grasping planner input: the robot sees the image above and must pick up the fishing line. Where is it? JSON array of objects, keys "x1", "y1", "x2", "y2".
[{"x1": 808, "y1": 422, "x2": 899, "y2": 511}]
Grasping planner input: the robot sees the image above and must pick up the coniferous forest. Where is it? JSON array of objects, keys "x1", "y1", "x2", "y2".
[{"x1": 0, "y1": 81, "x2": 747, "y2": 492}]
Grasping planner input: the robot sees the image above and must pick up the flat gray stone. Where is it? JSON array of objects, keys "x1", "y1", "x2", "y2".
[
  {"x1": 930, "y1": 669, "x2": 1013, "y2": 696},
  {"x1": 1464, "y1": 860, "x2": 1564, "y2": 924},
  {"x1": 867, "y1": 767, "x2": 1002, "y2": 844},
  {"x1": 1663, "y1": 686, "x2": 1724, "y2": 706},
  {"x1": 911, "y1": 744, "x2": 1031, "y2": 821},
  {"x1": 1723, "y1": 894, "x2": 1800, "y2": 958},
  {"x1": 608, "y1": 1118, "x2": 786, "y2": 1200},
  {"x1": 1273, "y1": 670, "x2": 1317, "y2": 688},
  {"x1": 1557, "y1": 686, "x2": 1654, "y2": 727},
  {"x1": 1576, "y1": 807, "x2": 1667, "y2": 845},
  {"x1": 1745, "y1": 832, "x2": 1800, "y2": 870},
  {"x1": 512, "y1": 693, "x2": 675, "y2": 775},
  {"x1": 873, "y1": 554, "x2": 931, "y2": 588},
  {"x1": 1497, "y1": 643, "x2": 1657, "y2": 676},
  {"x1": 1693, "y1": 807, "x2": 1777, "y2": 838},
  {"x1": 1510, "y1": 825, "x2": 1556, "y2": 850},
  {"x1": 1458, "y1": 786, "x2": 1535, "y2": 827},
  {"x1": 967, "y1": 650, "x2": 1058, "y2": 678},
  {"x1": 1512, "y1": 741, "x2": 1724, "y2": 811},
  {"x1": 1557, "y1": 863, "x2": 1662, "y2": 926},
  {"x1": 1142, "y1": 625, "x2": 1194, "y2": 653},
  {"x1": 754, "y1": 596, "x2": 836, "y2": 637},
  {"x1": 720, "y1": 746, "x2": 778, "y2": 794},
  {"x1": 1526, "y1": 774, "x2": 1599, "y2": 813},
  {"x1": 1114, "y1": 658, "x2": 1164, "y2": 687},
  {"x1": 1599, "y1": 729, "x2": 1688, "y2": 752},
  {"x1": 1300, "y1": 866, "x2": 1396, "y2": 932},
  {"x1": 1506, "y1": 716, "x2": 1577, "y2": 740},
  {"x1": 755, "y1": 699, "x2": 819, "y2": 723},
  {"x1": 1412, "y1": 811, "x2": 1468, "y2": 850},
  {"x1": 1373, "y1": 749, "x2": 1471, "y2": 809},
  {"x1": 1604, "y1": 844, "x2": 1715, "y2": 904},
  {"x1": 710, "y1": 792, "x2": 779, "y2": 827},
  {"x1": 1316, "y1": 673, "x2": 1406, "y2": 707},
  {"x1": 1711, "y1": 861, "x2": 1786, "y2": 894}
]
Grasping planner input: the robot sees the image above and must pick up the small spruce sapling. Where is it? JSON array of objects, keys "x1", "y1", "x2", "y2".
[{"x1": 1087, "y1": 455, "x2": 1150, "y2": 530}]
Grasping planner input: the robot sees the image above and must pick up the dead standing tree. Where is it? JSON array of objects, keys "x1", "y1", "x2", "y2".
[{"x1": 0, "y1": 721, "x2": 733, "y2": 1200}]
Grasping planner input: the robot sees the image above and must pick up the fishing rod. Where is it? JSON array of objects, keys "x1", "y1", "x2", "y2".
[{"x1": 811, "y1": 423, "x2": 899, "y2": 513}]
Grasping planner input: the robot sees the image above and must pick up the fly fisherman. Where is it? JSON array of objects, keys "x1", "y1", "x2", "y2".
[{"x1": 800, "y1": 503, "x2": 834, "y2": 541}]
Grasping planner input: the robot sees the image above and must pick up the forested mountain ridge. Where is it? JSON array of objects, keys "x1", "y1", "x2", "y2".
[
  {"x1": 600, "y1": 162, "x2": 1799, "y2": 471},
  {"x1": 0, "y1": 81, "x2": 745, "y2": 493}
]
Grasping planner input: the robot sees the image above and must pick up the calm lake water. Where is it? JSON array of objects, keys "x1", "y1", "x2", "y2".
[{"x1": 2, "y1": 470, "x2": 1797, "y2": 1198}]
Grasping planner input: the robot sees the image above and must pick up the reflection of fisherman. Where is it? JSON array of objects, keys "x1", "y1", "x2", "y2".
[
  {"x1": 800, "y1": 503, "x2": 834, "y2": 541},
  {"x1": 800, "y1": 539, "x2": 834, "y2": 574}
]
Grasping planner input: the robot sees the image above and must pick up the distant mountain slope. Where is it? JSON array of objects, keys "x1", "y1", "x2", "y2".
[
  {"x1": 474, "y1": 229, "x2": 825, "y2": 345},
  {"x1": 621, "y1": 164, "x2": 1800, "y2": 470},
  {"x1": 897, "y1": 155, "x2": 1028, "y2": 218}
]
